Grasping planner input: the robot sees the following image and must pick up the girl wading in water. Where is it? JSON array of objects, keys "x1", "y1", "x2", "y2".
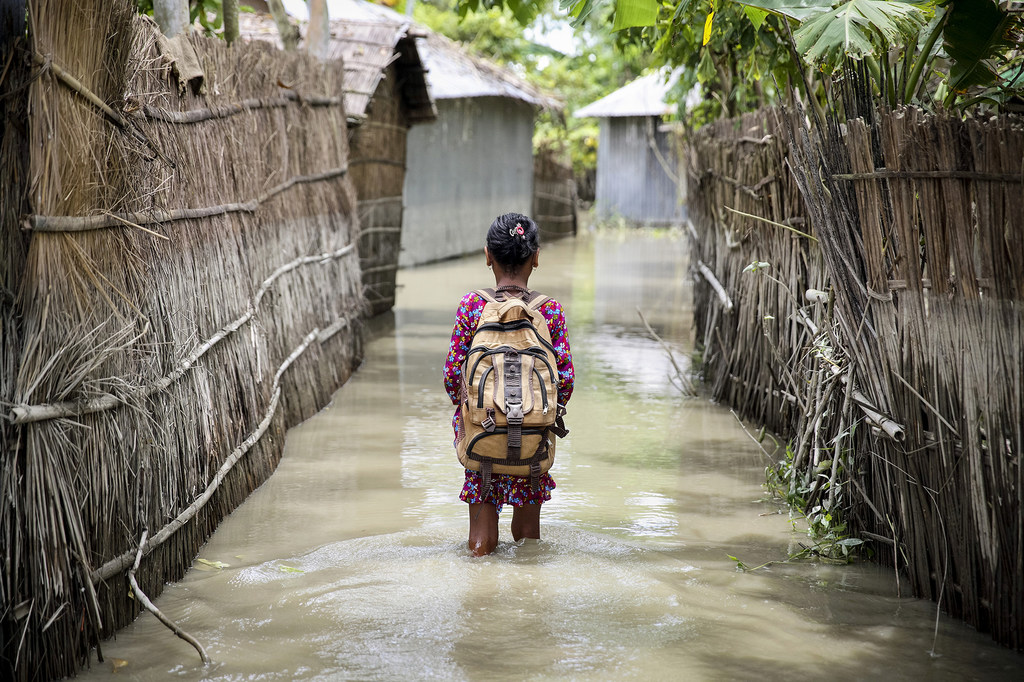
[{"x1": 443, "y1": 213, "x2": 574, "y2": 556}]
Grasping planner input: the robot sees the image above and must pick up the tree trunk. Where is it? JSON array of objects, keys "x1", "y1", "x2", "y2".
[
  {"x1": 306, "y1": 0, "x2": 329, "y2": 60},
  {"x1": 223, "y1": 0, "x2": 239, "y2": 45},
  {"x1": 153, "y1": 0, "x2": 190, "y2": 37},
  {"x1": 266, "y1": 0, "x2": 299, "y2": 50}
]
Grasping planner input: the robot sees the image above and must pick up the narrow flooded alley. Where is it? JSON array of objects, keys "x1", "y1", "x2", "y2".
[{"x1": 82, "y1": 231, "x2": 1023, "y2": 681}]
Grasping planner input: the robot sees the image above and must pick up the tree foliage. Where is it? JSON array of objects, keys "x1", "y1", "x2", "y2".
[
  {"x1": 461, "y1": 0, "x2": 1024, "y2": 118},
  {"x1": 415, "y1": 1, "x2": 652, "y2": 181}
]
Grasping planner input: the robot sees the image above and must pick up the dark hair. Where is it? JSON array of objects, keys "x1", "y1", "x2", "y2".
[{"x1": 486, "y1": 213, "x2": 540, "y2": 272}]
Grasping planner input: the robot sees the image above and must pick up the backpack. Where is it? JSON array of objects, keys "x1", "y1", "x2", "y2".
[{"x1": 456, "y1": 288, "x2": 568, "y2": 495}]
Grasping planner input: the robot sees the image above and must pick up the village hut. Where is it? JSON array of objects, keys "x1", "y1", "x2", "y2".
[
  {"x1": 575, "y1": 70, "x2": 686, "y2": 226},
  {"x1": 241, "y1": 2, "x2": 436, "y2": 316},
  {"x1": 1, "y1": 2, "x2": 365, "y2": 679},
  {"x1": 401, "y1": 32, "x2": 563, "y2": 266}
]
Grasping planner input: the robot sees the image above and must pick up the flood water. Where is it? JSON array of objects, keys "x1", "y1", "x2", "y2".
[{"x1": 82, "y1": 231, "x2": 1022, "y2": 681}]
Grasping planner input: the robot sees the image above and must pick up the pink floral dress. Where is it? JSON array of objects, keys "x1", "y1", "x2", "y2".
[{"x1": 444, "y1": 291, "x2": 574, "y2": 512}]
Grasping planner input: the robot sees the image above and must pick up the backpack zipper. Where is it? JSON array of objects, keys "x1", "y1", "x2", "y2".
[{"x1": 467, "y1": 346, "x2": 556, "y2": 382}]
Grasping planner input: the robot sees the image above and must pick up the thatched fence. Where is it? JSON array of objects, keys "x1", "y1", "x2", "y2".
[
  {"x1": 533, "y1": 147, "x2": 577, "y2": 240},
  {"x1": 1, "y1": 1, "x2": 366, "y2": 678},
  {"x1": 688, "y1": 106, "x2": 1023, "y2": 650}
]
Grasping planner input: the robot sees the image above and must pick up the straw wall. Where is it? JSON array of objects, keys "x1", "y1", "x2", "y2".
[
  {"x1": 688, "y1": 106, "x2": 1023, "y2": 650},
  {"x1": 350, "y1": 62, "x2": 408, "y2": 316},
  {"x1": 533, "y1": 148, "x2": 577, "y2": 240},
  {"x1": 1, "y1": 2, "x2": 365, "y2": 678}
]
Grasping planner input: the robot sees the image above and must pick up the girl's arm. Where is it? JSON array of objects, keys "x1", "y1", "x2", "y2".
[
  {"x1": 443, "y1": 292, "x2": 484, "y2": 405},
  {"x1": 541, "y1": 299, "x2": 574, "y2": 405}
]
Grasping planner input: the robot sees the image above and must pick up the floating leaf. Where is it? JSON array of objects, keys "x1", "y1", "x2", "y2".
[
  {"x1": 197, "y1": 558, "x2": 230, "y2": 569},
  {"x1": 279, "y1": 565, "x2": 304, "y2": 574}
]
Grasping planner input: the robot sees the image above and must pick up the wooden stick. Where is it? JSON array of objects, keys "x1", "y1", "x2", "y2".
[
  {"x1": 725, "y1": 206, "x2": 817, "y2": 241},
  {"x1": 34, "y1": 52, "x2": 173, "y2": 167},
  {"x1": 128, "y1": 530, "x2": 210, "y2": 664},
  {"x1": 834, "y1": 169, "x2": 1022, "y2": 182},
  {"x1": 695, "y1": 259, "x2": 734, "y2": 312},
  {"x1": 637, "y1": 307, "x2": 697, "y2": 397},
  {"x1": 140, "y1": 91, "x2": 342, "y2": 124},
  {"x1": 26, "y1": 167, "x2": 348, "y2": 233}
]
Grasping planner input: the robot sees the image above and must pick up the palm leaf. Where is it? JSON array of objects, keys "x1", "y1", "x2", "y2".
[{"x1": 793, "y1": 0, "x2": 929, "y2": 67}]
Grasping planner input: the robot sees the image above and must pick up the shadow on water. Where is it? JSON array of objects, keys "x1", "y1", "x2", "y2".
[{"x1": 79, "y1": 231, "x2": 1023, "y2": 681}]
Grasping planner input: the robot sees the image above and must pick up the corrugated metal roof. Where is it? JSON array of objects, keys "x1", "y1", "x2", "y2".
[
  {"x1": 574, "y1": 69, "x2": 681, "y2": 119},
  {"x1": 415, "y1": 32, "x2": 560, "y2": 110}
]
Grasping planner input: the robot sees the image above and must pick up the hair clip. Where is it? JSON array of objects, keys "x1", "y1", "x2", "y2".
[{"x1": 510, "y1": 223, "x2": 525, "y2": 238}]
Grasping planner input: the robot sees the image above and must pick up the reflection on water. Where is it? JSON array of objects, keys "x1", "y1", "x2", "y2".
[{"x1": 80, "y1": 232, "x2": 1023, "y2": 681}]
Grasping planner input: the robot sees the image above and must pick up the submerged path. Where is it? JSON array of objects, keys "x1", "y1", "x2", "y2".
[{"x1": 81, "y1": 232, "x2": 1022, "y2": 680}]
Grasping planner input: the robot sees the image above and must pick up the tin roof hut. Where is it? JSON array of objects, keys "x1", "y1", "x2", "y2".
[
  {"x1": 241, "y1": 3, "x2": 436, "y2": 315},
  {"x1": 400, "y1": 32, "x2": 562, "y2": 266},
  {"x1": 575, "y1": 70, "x2": 686, "y2": 226}
]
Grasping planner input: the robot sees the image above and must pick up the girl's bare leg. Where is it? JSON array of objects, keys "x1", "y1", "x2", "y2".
[
  {"x1": 511, "y1": 504, "x2": 541, "y2": 541},
  {"x1": 468, "y1": 503, "x2": 499, "y2": 556}
]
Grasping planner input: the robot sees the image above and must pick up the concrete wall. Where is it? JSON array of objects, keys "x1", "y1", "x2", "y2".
[
  {"x1": 595, "y1": 116, "x2": 683, "y2": 225},
  {"x1": 402, "y1": 97, "x2": 535, "y2": 266}
]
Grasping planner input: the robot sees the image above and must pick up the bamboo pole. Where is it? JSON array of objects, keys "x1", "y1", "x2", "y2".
[
  {"x1": 141, "y1": 91, "x2": 342, "y2": 124},
  {"x1": 695, "y1": 259, "x2": 734, "y2": 312},
  {"x1": 25, "y1": 167, "x2": 349, "y2": 233},
  {"x1": 128, "y1": 530, "x2": 210, "y2": 664}
]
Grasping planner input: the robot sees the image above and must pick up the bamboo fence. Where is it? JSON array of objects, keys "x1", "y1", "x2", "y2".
[
  {"x1": 0, "y1": 1, "x2": 366, "y2": 679},
  {"x1": 688, "y1": 106, "x2": 1023, "y2": 650}
]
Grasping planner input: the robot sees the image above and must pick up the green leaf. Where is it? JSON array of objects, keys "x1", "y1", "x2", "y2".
[
  {"x1": 793, "y1": 0, "x2": 929, "y2": 68},
  {"x1": 735, "y1": 0, "x2": 835, "y2": 22},
  {"x1": 279, "y1": 565, "x2": 305, "y2": 573},
  {"x1": 613, "y1": 0, "x2": 660, "y2": 30},
  {"x1": 944, "y1": 0, "x2": 1015, "y2": 93},
  {"x1": 743, "y1": 6, "x2": 771, "y2": 31}
]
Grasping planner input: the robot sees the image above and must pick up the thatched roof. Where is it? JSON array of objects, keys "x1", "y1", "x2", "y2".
[
  {"x1": 239, "y1": 5, "x2": 435, "y2": 124},
  {"x1": 575, "y1": 68, "x2": 682, "y2": 119},
  {"x1": 247, "y1": 0, "x2": 559, "y2": 112}
]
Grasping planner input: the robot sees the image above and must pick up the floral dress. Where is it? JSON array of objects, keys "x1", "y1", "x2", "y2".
[{"x1": 444, "y1": 291, "x2": 574, "y2": 512}]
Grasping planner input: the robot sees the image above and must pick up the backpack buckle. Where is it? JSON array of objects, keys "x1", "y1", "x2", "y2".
[{"x1": 506, "y1": 400, "x2": 524, "y2": 424}]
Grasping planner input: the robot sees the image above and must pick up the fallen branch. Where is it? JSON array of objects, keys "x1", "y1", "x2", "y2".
[
  {"x1": 128, "y1": 530, "x2": 209, "y2": 664},
  {"x1": 636, "y1": 307, "x2": 697, "y2": 397}
]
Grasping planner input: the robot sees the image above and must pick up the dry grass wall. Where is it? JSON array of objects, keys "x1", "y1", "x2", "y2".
[
  {"x1": 688, "y1": 106, "x2": 1023, "y2": 650},
  {"x1": 1, "y1": 2, "x2": 365, "y2": 678}
]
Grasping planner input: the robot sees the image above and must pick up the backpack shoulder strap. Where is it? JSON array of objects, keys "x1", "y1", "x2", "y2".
[
  {"x1": 476, "y1": 288, "x2": 498, "y2": 303},
  {"x1": 525, "y1": 290, "x2": 550, "y2": 311}
]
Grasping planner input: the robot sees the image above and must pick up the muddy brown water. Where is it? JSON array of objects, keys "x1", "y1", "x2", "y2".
[{"x1": 81, "y1": 231, "x2": 1022, "y2": 681}]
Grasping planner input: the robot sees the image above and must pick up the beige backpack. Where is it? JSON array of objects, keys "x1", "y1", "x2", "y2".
[{"x1": 456, "y1": 288, "x2": 568, "y2": 493}]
